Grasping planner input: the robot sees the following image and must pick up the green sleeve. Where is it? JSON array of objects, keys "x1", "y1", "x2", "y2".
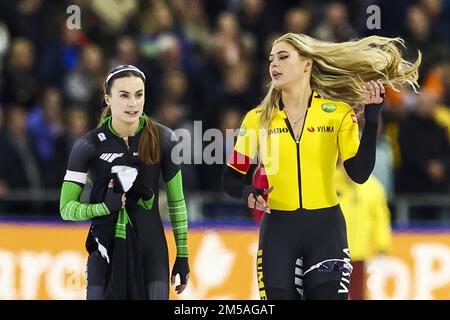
[
  {"x1": 59, "y1": 181, "x2": 110, "y2": 221},
  {"x1": 165, "y1": 170, "x2": 189, "y2": 257}
]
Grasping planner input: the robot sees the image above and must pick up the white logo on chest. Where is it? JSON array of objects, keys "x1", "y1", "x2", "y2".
[
  {"x1": 99, "y1": 153, "x2": 124, "y2": 163},
  {"x1": 97, "y1": 133, "x2": 106, "y2": 141}
]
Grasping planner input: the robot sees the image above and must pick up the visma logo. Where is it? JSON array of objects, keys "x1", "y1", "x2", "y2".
[
  {"x1": 307, "y1": 126, "x2": 334, "y2": 133},
  {"x1": 99, "y1": 153, "x2": 124, "y2": 163},
  {"x1": 338, "y1": 248, "x2": 351, "y2": 294},
  {"x1": 317, "y1": 126, "x2": 334, "y2": 133}
]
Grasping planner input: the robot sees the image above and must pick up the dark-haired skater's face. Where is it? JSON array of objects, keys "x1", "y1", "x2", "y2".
[{"x1": 105, "y1": 76, "x2": 145, "y2": 125}]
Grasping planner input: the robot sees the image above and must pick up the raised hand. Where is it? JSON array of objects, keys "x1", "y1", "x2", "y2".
[{"x1": 364, "y1": 80, "x2": 385, "y2": 105}]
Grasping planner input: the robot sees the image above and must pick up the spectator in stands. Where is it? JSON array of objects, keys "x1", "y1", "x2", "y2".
[
  {"x1": 313, "y1": 1, "x2": 356, "y2": 42},
  {"x1": 58, "y1": 20, "x2": 91, "y2": 73},
  {"x1": 154, "y1": 97, "x2": 199, "y2": 192},
  {"x1": 27, "y1": 87, "x2": 64, "y2": 181},
  {"x1": 404, "y1": 4, "x2": 450, "y2": 81},
  {"x1": 109, "y1": 35, "x2": 140, "y2": 69},
  {"x1": 50, "y1": 107, "x2": 90, "y2": 190},
  {"x1": 2, "y1": 37, "x2": 39, "y2": 109},
  {"x1": 373, "y1": 120, "x2": 395, "y2": 201},
  {"x1": 161, "y1": 68, "x2": 195, "y2": 115},
  {"x1": 89, "y1": 0, "x2": 138, "y2": 35},
  {"x1": 171, "y1": 0, "x2": 212, "y2": 58},
  {"x1": 0, "y1": 104, "x2": 41, "y2": 189},
  {"x1": 36, "y1": 16, "x2": 92, "y2": 88},
  {"x1": 203, "y1": 107, "x2": 250, "y2": 220},
  {"x1": 238, "y1": 0, "x2": 269, "y2": 63},
  {"x1": 336, "y1": 161, "x2": 392, "y2": 300},
  {"x1": 63, "y1": 44, "x2": 105, "y2": 122},
  {"x1": 136, "y1": 1, "x2": 193, "y2": 114},
  {"x1": 136, "y1": 0, "x2": 189, "y2": 64},
  {"x1": 419, "y1": 0, "x2": 450, "y2": 44},
  {"x1": 204, "y1": 107, "x2": 243, "y2": 193},
  {"x1": 10, "y1": 0, "x2": 47, "y2": 56},
  {"x1": 0, "y1": 104, "x2": 42, "y2": 214},
  {"x1": 397, "y1": 89, "x2": 450, "y2": 222},
  {"x1": 284, "y1": 7, "x2": 311, "y2": 35},
  {"x1": 62, "y1": 107, "x2": 90, "y2": 149},
  {"x1": 213, "y1": 61, "x2": 256, "y2": 114}
]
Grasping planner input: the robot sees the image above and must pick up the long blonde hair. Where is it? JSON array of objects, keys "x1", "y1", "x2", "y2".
[{"x1": 259, "y1": 33, "x2": 422, "y2": 130}]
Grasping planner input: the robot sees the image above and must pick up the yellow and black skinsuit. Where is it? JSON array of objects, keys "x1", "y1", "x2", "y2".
[{"x1": 222, "y1": 92, "x2": 383, "y2": 300}]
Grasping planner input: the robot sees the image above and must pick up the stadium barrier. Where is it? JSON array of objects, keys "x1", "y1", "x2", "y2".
[{"x1": 0, "y1": 222, "x2": 449, "y2": 300}]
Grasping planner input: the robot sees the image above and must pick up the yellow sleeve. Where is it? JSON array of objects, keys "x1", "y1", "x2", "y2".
[
  {"x1": 227, "y1": 109, "x2": 259, "y2": 174},
  {"x1": 338, "y1": 108, "x2": 360, "y2": 161}
]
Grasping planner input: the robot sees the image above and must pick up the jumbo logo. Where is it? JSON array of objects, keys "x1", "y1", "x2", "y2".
[
  {"x1": 321, "y1": 103, "x2": 337, "y2": 113},
  {"x1": 268, "y1": 128, "x2": 289, "y2": 135},
  {"x1": 238, "y1": 125, "x2": 247, "y2": 136}
]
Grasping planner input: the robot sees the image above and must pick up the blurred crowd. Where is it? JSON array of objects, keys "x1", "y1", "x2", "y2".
[{"x1": 0, "y1": 0, "x2": 449, "y2": 221}]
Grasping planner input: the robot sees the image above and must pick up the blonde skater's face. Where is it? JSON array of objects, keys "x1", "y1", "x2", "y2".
[{"x1": 269, "y1": 41, "x2": 311, "y2": 90}]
